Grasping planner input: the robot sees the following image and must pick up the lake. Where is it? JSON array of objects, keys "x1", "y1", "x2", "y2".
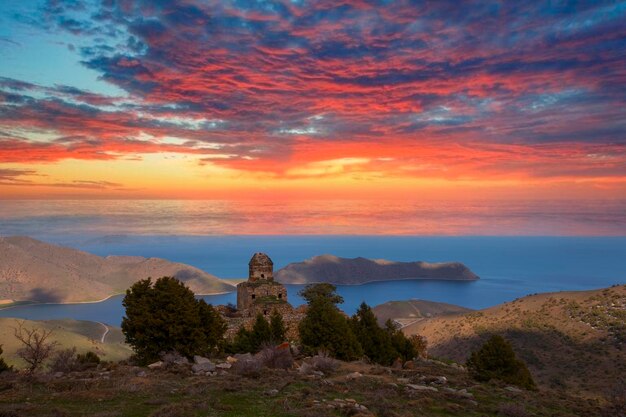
[{"x1": 1, "y1": 236, "x2": 625, "y2": 326}]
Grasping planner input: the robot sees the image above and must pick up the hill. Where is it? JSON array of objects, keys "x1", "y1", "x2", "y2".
[
  {"x1": 275, "y1": 254, "x2": 479, "y2": 284},
  {"x1": 402, "y1": 285, "x2": 626, "y2": 399},
  {"x1": 0, "y1": 317, "x2": 132, "y2": 367},
  {"x1": 373, "y1": 299, "x2": 473, "y2": 327},
  {"x1": 0, "y1": 236, "x2": 235, "y2": 303}
]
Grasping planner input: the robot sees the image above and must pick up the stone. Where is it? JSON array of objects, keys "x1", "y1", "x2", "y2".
[
  {"x1": 53, "y1": 372, "x2": 64, "y2": 378},
  {"x1": 193, "y1": 355, "x2": 211, "y2": 364},
  {"x1": 403, "y1": 360, "x2": 415, "y2": 369},
  {"x1": 345, "y1": 372, "x2": 363, "y2": 380},
  {"x1": 397, "y1": 377, "x2": 410, "y2": 384},
  {"x1": 192, "y1": 361, "x2": 216, "y2": 373},
  {"x1": 435, "y1": 376, "x2": 448, "y2": 384},
  {"x1": 387, "y1": 383, "x2": 399, "y2": 388},
  {"x1": 407, "y1": 384, "x2": 438, "y2": 392},
  {"x1": 226, "y1": 356, "x2": 238, "y2": 364},
  {"x1": 147, "y1": 361, "x2": 163, "y2": 369},
  {"x1": 136, "y1": 371, "x2": 147, "y2": 378},
  {"x1": 392, "y1": 358, "x2": 403, "y2": 369},
  {"x1": 265, "y1": 389, "x2": 279, "y2": 396},
  {"x1": 505, "y1": 386, "x2": 522, "y2": 393},
  {"x1": 456, "y1": 388, "x2": 474, "y2": 398},
  {"x1": 216, "y1": 362, "x2": 231, "y2": 369}
]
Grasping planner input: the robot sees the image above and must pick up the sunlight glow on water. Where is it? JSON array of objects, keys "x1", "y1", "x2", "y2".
[{"x1": 1, "y1": 199, "x2": 625, "y2": 236}]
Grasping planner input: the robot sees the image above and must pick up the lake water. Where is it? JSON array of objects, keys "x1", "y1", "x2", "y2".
[{"x1": 1, "y1": 236, "x2": 625, "y2": 326}]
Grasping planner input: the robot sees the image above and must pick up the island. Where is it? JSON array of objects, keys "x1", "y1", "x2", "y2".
[{"x1": 274, "y1": 254, "x2": 479, "y2": 285}]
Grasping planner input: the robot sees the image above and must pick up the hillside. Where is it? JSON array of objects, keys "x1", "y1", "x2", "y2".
[
  {"x1": 0, "y1": 318, "x2": 132, "y2": 367},
  {"x1": 0, "y1": 236, "x2": 235, "y2": 303},
  {"x1": 402, "y1": 285, "x2": 626, "y2": 399},
  {"x1": 373, "y1": 299, "x2": 473, "y2": 327},
  {"x1": 275, "y1": 254, "x2": 479, "y2": 284}
]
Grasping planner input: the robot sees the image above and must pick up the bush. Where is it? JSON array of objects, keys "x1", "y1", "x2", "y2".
[
  {"x1": 77, "y1": 351, "x2": 101, "y2": 367},
  {"x1": 121, "y1": 277, "x2": 226, "y2": 364},
  {"x1": 50, "y1": 348, "x2": 80, "y2": 373},
  {"x1": 0, "y1": 345, "x2": 12, "y2": 373},
  {"x1": 307, "y1": 351, "x2": 339, "y2": 374},
  {"x1": 258, "y1": 345, "x2": 293, "y2": 369},
  {"x1": 269, "y1": 310, "x2": 287, "y2": 343},
  {"x1": 226, "y1": 313, "x2": 280, "y2": 354},
  {"x1": 466, "y1": 335, "x2": 536, "y2": 390},
  {"x1": 232, "y1": 356, "x2": 263, "y2": 378}
]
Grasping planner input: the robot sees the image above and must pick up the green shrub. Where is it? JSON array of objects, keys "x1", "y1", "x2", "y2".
[
  {"x1": 350, "y1": 303, "x2": 397, "y2": 365},
  {"x1": 0, "y1": 345, "x2": 11, "y2": 373},
  {"x1": 77, "y1": 351, "x2": 101, "y2": 366},
  {"x1": 466, "y1": 334, "x2": 536, "y2": 390},
  {"x1": 122, "y1": 276, "x2": 226, "y2": 364}
]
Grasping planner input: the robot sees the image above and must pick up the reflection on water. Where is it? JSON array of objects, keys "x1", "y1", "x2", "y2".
[{"x1": 0, "y1": 199, "x2": 625, "y2": 236}]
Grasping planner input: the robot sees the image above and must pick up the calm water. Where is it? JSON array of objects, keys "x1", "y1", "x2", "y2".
[{"x1": 1, "y1": 236, "x2": 625, "y2": 326}]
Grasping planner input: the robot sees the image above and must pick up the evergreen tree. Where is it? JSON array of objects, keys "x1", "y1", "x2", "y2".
[
  {"x1": 269, "y1": 310, "x2": 287, "y2": 343},
  {"x1": 250, "y1": 313, "x2": 272, "y2": 350},
  {"x1": 384, "y1": 319, "x2": 417, "y2": 362},
  {"x1": 0, "y1": 345, "x2": 11, "y2": 373},
  {"x1": 122, "y1": 276, "x2": 226, "y2": 364},
  {"x1": 350, "y1": 303, "x2": 397, "y2": 365},
  {"x1": 228, "y1": 325, "x2": 254, "y2": 354},
  {"x1": 298, "y1": 284, "x2": 362, "y2": 361},
  {"x1": 466, "y1": 334, "x2": 536, "y2": 390}
]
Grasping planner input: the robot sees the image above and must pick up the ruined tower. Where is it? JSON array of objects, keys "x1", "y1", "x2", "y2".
[{"x1": 236, "y1": 252, "x2": 289, "y2": 315}]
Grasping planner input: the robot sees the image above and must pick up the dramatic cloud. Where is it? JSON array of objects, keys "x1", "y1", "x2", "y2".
[{"x1": 0, "y1": 0, "x2": 625, "y2": 195}]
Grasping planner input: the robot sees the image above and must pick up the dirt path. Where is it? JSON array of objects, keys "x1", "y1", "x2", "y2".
[{"x1": 96, "y1": 321, "x2": 109, "y2": 343}]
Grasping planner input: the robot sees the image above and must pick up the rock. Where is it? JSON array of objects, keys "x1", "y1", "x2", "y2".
[
  {"x1": 403, "y1": 360, "x2": 415, "y2": 369},
  {"x1": 226, "y1": 356, "x2": 238, "y2": 364},
  {"x1": 193, "y1": 355, "x2": 211, "y2": 364},
  {"x1": 192, "y1": 361, "x2": 216, "y2": 373},
  {"x1": 312, "y1": 370, "x2": 324, "y2": 377},
  {"x1": 457, "y1": 388, "x2": 474, "y2": 398},
  {"x1": 392, "y1": 358, "x2": 404, "y2": 369},
  {"x1": 505, "y1": 386, "x2": 522, "y2": 393},
  {"x1": 397, "y1": 377, "x2": 410, "y2": 384},
  {"x1": 216, "y1": 362, "x2": 231, "y2": 369},
  {"x1": 53, "y1": 372, "x2": 64, "y2": 378},
  {"x1": 345, "y1": 372, "x2": 363, "y2": 380},
  {"x1": 234, "y1": 353, "x2": 253, "y2": 362},
  {"x1": 147, "y1": 361, "x2": 163, "y2": 369},
  {"x1": 136, "y1": 371, "x2": 147, "y2": 378},
  {"x1": 435, "y1": 376, "x2": 447, "y2": 384},
  {"x1": 407, "y1": 384, "x2": 438, "y2": 392},
  {"x1": 387, "y1": 383, "x2": 399, "y2": 388},
  {"x1": 265, "y1": 389, "x2": 279, "y2": 396}
]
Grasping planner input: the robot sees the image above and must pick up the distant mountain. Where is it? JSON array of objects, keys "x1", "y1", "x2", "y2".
[
  {"x1": 402, "y1": 285, "x2": 626, "y2": 398},
  {"x1": 372, "y1": 299, "x2": 473, "y2": 327},
  {"x1": 0, "y1": 236, "x2": 235, "y2": 304},
  {"x1": 275, "y1": 254, "x2": 479, "y2": 284}
]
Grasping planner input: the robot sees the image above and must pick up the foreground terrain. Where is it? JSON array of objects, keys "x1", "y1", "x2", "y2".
[{"x1": 0, "y1": 358, "x2": 611, "y2": 417}]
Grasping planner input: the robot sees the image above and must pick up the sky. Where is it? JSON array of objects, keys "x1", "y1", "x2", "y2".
[{"x1": 0, "y1": 0, "x2": 625, "y2": 201}]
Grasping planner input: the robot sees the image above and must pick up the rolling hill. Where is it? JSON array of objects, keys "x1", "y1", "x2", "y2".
[
  {"x1": 275, "y1": 254, "x2": 479, "y2": 284},
  {"x1": 401, "y1": 285, "x2": 626, "y2": 399},
  {"x1": 0, "y1": 318, "x2": 132, "y2": 367},
  {"x1": 0, "y1": 236, "x2": 235, "y2": 303},
  {"x1": 373, "y1": 299, "x2": 473, "y2": 327}
]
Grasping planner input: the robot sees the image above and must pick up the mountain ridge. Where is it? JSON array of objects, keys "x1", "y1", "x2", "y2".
[{"x1": 0, "y1": 236, "x2": 235, "y2": 304}]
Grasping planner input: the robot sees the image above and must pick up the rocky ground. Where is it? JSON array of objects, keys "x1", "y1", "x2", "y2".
[{"x1": 0, "y1": 354, "x2": 615, "y2": 417}]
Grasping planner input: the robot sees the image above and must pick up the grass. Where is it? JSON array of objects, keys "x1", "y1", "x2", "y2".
[
  {"x1": 0, "y1": 359, "x2": 610, "y2": 416},
  {"x1": 0, "y1": 318, "x2": 132, "y2": 368}
]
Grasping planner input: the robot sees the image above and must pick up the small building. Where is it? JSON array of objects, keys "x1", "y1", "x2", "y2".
[{"x1": 237, "y1": 253, "x2": 289, "y2": 316}]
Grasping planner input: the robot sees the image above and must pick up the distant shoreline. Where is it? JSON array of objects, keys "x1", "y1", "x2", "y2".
[{"x1": 0, "y1": 289, "x2": 237, "y2": 310}]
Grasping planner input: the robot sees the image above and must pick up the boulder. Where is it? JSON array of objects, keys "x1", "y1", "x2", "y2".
[
  {"x1": 226, "y1": 356, "x2": 238, "y2": 364},
  {"x1": 407, "y1": 384, "x2": 438, "y2": 392},
  {"x1": 192, "y1": 360, "x2": 216, "y2": 373},
  {"x1": 216, "y1": 362, "x2": 232, "y2": 369},
  {"x1": 345, "y1": 372, "x2": 363, "y2": 380},
  {"x1": 193, "y1": 355, "x2": 211, "y2": 364},
  {"x1": 147, "y1": 361, "x2": 163, "y2": 369}
]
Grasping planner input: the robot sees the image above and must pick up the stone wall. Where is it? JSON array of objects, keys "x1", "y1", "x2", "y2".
[{"x1": 236, "y1": 280, "x2": 288, "y2": 311}]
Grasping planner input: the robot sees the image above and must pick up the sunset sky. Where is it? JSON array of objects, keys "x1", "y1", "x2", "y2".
[{"x1": 0, "y1": 1, "x2": 625, "y2": 200}]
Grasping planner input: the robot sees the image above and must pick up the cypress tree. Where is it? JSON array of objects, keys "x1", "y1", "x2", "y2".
[
  {"x1": 269, "y1": 310, "x2": 287, "y2": 343},
  {"x1": 298, "y1": 284, "x2": 362, "y2": 360},
  {"x1": 351, "y1": 303, "x2": 397, "y2": 365},
  {"x1": 0, "y1": 345, "x2": 11, "y2": 373}
]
